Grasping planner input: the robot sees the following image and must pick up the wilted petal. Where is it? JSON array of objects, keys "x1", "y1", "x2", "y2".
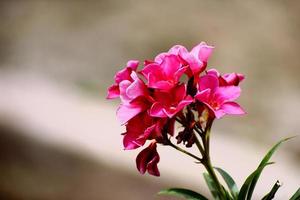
[{"x1": 136, "y1": 142, "x2": 160, "y2": 176}]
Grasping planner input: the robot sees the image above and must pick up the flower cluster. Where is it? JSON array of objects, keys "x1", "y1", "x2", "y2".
[{"x1": 107, "y1": 42, "x2": 245, "y2": 176}]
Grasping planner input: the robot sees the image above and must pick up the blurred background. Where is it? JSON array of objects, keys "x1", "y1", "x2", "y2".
[{"x1": 0, "y1": 0, "x2": 299, "y2": 199}]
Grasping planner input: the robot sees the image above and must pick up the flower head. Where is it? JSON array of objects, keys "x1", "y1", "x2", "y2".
[
  {"x1": 107, "y1": 42, "x2": 245, "y2": 176},
  {"x1": 195, "y1": 74, "x2": 245, "y2": 119}
]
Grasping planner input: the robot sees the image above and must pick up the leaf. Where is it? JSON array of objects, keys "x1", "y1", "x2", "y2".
[
  {"x1": 158, "y1": 188, "x2": 209, "y2": 200},
  {"x1": 289, "y1": 188, "x2": 300, "y2": 200},
  {"x1": 238, "y1": 162, "x2": 274, "y2": 200},
  {"x1": 246, "y1": 137, "x2": 293, "y2": 200},
  {"x1": 214, "y1": 167, "x2": 239, "y2": 199},
  {"x1": 203, "y1": 172, "x2": 220, "y2": 200},
  {"x1": 238, "y1": 136, "x2": 293, "y2": 200},
  {"x1": 261, "y1": 180, "x2": 281, "y2": 200}
]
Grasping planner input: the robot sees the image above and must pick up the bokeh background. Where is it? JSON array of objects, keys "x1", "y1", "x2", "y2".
[{"x1": 0, "y1": 1, "x2": 299, "y2": 199}]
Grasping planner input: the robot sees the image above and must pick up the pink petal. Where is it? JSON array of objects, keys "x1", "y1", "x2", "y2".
[
  {"x1": 207, "y1": 68, "x2": 220, "y2": 77},
  {"x1": 117, "y1": 102, "x2": 146, "y2": 124},
  {"x1": 161, "y1": 55, "x2": 181, "y2": 78},
  {"x1": 191, "y1": 42, "x2": 214, "y2": 63},
  {"x1": 214, "y1": 109, "x2": 226, "y2": 119},
  {"x1": 214, "y1": 86, "x2": 241, "y2": 103},
  {"x1": 195, "y1": 89, "x2": 211, "y2": 103},
  {"x1": 107, "y1": 84, "x2": 120, "y2": 99},
  {"x1": 119, "y1": 80, "x2": 132, "y2": 102},
  {"x1": 180, "y1": 51, "x2": 203, "y2": 74},
  {"x1": 140, "y1": 63, "x2": 160, "y2": 78},
  {"x1": 148, "y1": 74, "x2": 173, "y2": 90},
  {"x1": 150, "y1": 102, "x2": 167, "y2": 118},
  {"x1": 199, "y1": 74, "x2": 219, "y2": 91},
  {"x1": 127, "y1": 60, "x2": 139, "y2": 71},
  {"x1": 164, "y1": 96, "x2": 193, "y2": 118},
  {"x1": 123, "y1": 124, "x2": 155, "y2": 150},
  {"x1": 154, "y1": 52, "x2": 168, "y2": 63},
  {"x1": 126, "y1": 79, "x2": 147, "y2": 99},
  {"x1": 174, "y1": 84, "x2": 186, "y2": 102},
  {"x1": 220, "y1": 102, "x2": 246, "y2": 115},
  {"x1": 114, "y1": 68, "x2": 132, "y2": 84}
]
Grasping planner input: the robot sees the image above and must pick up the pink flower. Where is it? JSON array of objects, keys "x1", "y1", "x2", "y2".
[
  {"x1": 136, "y1": 141, "x2": 160, "y2": 176},
  {"x1": 207, "y1": 69, "x2": 245, "y2": 86},
  {"x1": 141, "y1": 54, "x2": 186, "y2": 90},
  {"x1": 107, "y1": 60, "x2": 139, "y2": 99},
  {"x1": 150, "y1": 84, "x2": 193, "y2": 118},
  {"x1": 195, "y1": 74, "x2": 245, "y2": 119}
]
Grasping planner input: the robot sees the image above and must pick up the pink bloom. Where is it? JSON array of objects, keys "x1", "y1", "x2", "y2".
[
  {"x1": 207, "y1": 69, "x2": 245, "y2": 86},
  {"x1": 150, "y1": 84, "x2": 193, "y2": 118},
  {"x1": 141, "y1": 55, "x2": 186, "y2": 90},
  {"x1": 107, "y1": 60, "x2": 139, "y2": 99},
  {"x1": 136, "y1": 141, "x2": 160, "y2": 176},
  {"x1": 195, "y1": 74, "x2": 245, "y2": 119}
]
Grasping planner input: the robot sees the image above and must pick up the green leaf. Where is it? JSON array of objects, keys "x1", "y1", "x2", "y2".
[
  {"x1": 238, "y1": 162, "x2": 274, "y2": 200},
  {"x1": 214, "y1": 167, "x2": 239, "y2": 199},
  {"x1": 246, "y1": 137, "x2": 293, "y2": 200},
  {"x1": 238, "y1": 136, "x2": 293, "y2": 200},
  {"x1": 289, "y1": 188, "x2": 300, "y2": 200},
  {"x1": 203, "y1": 172, "x2": 220, "y2": 200},
  {"x1": 158, "y1": 188, "x2": 209, "y2": 200},
  {"x1": 261, "y1": 180, "x2": 281, "y2": 200}
]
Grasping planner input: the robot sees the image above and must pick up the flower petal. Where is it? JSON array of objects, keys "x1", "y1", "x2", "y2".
[
  {"x1": 190, "y1": 42, "x2": 214, "y2": 63},
  {"x1": 220, "y1": 102, "x2": 246, "y2": 115},
  {"x1": 150, "y1": 102, "x2": 167, "y2": 118},
  {"x1": 214, "y1": 86, "x2": 241, "y2": 103},
  {"x1": 195, "y1": 88, "x2": 211, "y2": 103},
  {"x1": 136, "y1": 142, "x2": 160, "y2": 176},
  {"x1": 107, "y1": 84, "x2": 120, "y2": 99},
  {"x1": 199, "y1": 74, "x2": 219, "y2": 91}
]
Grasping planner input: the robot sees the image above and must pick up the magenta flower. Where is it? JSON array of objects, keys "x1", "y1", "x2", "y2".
[
  {"x1": 150, "y1": 84, "x2": 193, "y2": 118},
  {"x1": 136, "y1": 141, "x2": 160, "y2": 176},
  {"x1": 195, "y1": 74, "x2": 245, "y2": 119},
  {"x1": 141, "y1": 54, "x2": 186, "y2": 90},
  {"x1": 107, "y1": 60, "x2": 139, "y2": 99}
]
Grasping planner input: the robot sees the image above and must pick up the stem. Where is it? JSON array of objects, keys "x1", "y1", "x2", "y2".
[
  {"x1": 168, "y1": 141, "x2": 203, "y2": 163},
  {"x1": 200, "y1": 119, "x2": 227, "y2": 199}
]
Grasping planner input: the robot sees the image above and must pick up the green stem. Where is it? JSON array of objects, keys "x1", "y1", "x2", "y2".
[
  {"x1": 196, "y1": 120, "x2": 227, "y2": 199},
  {"x1": 168, "y1": 141, "x2": 203, "y2": 163}
]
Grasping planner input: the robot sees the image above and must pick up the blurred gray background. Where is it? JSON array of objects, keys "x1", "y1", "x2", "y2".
[{"x1": 0, "y1": 1, "x2": 299, "y2": 199}]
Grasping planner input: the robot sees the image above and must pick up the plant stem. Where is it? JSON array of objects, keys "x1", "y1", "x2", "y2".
[
  {"x1": 196, "y1": 120, "x2": 227, "y2": 199},
  {"x1": 168, "y1": 141, "x2": 203, "y2": 163}
]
